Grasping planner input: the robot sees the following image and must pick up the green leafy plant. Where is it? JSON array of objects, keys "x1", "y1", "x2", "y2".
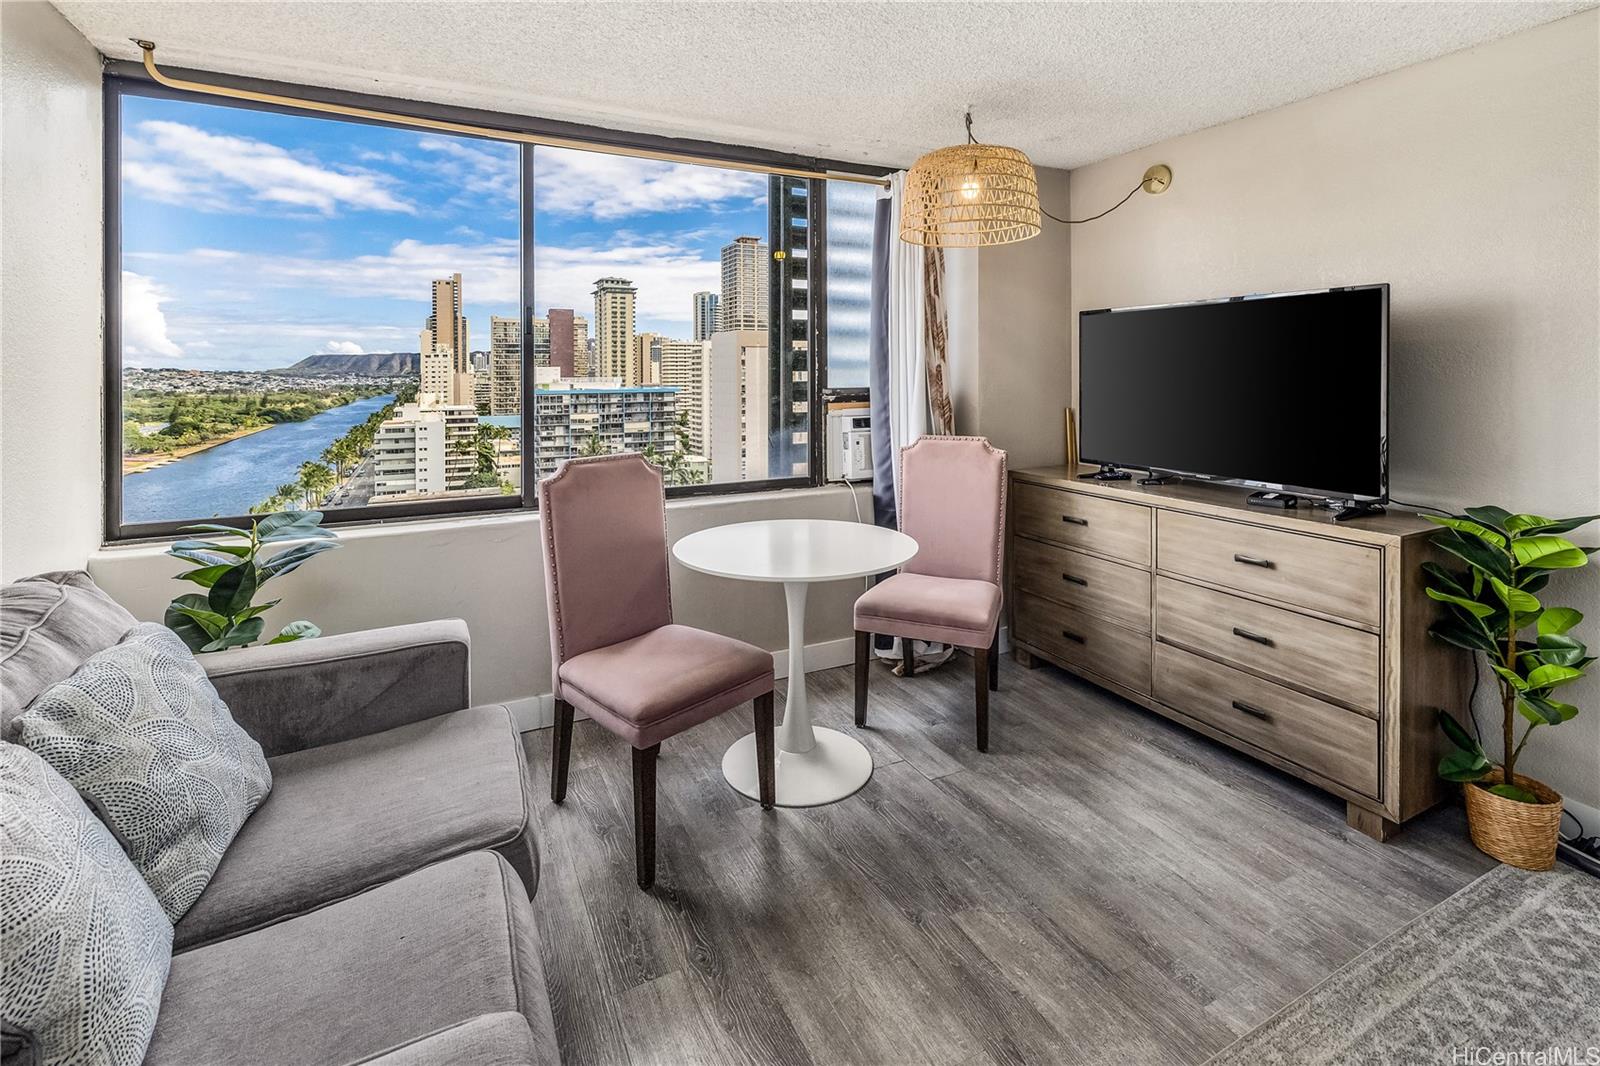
[
  {"x1": 1423, "y1": 507, "x2": 1597, "y2": 802},
  {"x1": 164, "y1": 511, "x2": 340, "y2": 653}
]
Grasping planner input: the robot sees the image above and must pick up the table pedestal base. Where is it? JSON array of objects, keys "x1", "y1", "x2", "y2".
[{"x1": 722, "y1": 726, "x2": 873, "y2": 808}]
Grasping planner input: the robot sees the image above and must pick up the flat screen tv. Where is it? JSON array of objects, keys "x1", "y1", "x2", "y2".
[{"x1": 1078, "y1": 284, "x2": 1388, "y2": 502}]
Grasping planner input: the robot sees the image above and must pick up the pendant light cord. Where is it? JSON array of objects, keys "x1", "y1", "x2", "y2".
[
  {"x1": 1040, "y1": 182, "x2": 1144, "y2": 225},
  {"x1": 966, "y1": 111, "x2": 1147, "y2": 225}
]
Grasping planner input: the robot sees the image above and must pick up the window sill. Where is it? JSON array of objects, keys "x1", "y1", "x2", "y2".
[{"x1": 95, "y1": 481, "x2": 871, "y2": 556}]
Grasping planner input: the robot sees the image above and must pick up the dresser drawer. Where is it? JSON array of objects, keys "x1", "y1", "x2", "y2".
[
  {"x1": 1014, "y1": 592, "x2": 1151, "y2": 694},
  {"x1": 1014, "y1": 537, "x2": 1151, "y2": 633},
  {"x1": 1013, "y1": 481, "x2": 1152, "y2": 567},
  {"x1": 1154, "y1": 643, "x2": 1379, "y2": 798},
  {"x1": 1155, "y1": 576, "x2": 1379, "y2": 714},
  {"x1": 1157, "y1": 511, "x2": 1381, "y2": 625}
]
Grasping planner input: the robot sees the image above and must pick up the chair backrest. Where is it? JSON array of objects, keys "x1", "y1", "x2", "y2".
[
  {"x1": 898, "y1": 435, "x2": 1007, "y2": 584},
  {"x1": 539, "y1": 454, "x2": 672, "y2": 681}
]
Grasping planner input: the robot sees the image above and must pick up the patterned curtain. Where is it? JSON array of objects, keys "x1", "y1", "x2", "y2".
[{"x1": 922, "y1": 246, "x2": 954, "y2": 435}]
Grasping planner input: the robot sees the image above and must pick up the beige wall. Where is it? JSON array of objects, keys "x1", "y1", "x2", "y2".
[
  {"x1": 971, "y1": 165, "x2": 1073, "y2": 468},
  {"x1": 88, "y1": 485, "x2": 876, "y2": 716},
  {"x1": 1068, "y1": 12, "x2": 1599, "y2": 816},
  {"x1": 0, "y1": 2, "x2": 103, "y2": 582}
]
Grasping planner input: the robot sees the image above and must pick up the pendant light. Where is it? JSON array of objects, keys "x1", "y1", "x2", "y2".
[
  {"x1": 900, "y1": 112, "x2": 1172, "y2": 247},
  {"x1": 900, "y1": 113, "x2": 1041, "y2": 248}
]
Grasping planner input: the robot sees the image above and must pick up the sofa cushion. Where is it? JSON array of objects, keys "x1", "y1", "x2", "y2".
[
  {"x1": 145, "y1": 852, "x2": 560, "y2": 1066},
  {"x1": 172, "y1": 703, "x2": 535, "y2": 950},
  {"x1": 351, "y1": 1013, "x2": 545, "y2": 1065},
  {"x1": 0, "y1": 743, "x2": 172, "y2": 1066},
  {"x1": 16, "y1": 624, "x2": 273, "y2": 923},
  {"x1": 559, "y1": 623, "x2": 774, "y2": 748},
  {"x1": 1, "y1": 571, "x2": 137, "y2": 741}
]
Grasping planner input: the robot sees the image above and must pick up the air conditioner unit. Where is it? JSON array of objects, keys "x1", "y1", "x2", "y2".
[{"x1": 825, "y1": 405, "x2": 873, "y2": 481}]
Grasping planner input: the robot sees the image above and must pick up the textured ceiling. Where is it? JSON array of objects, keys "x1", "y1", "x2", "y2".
[{"x1": 55, "y1": 1, "x2": 1593, "y2": 171}]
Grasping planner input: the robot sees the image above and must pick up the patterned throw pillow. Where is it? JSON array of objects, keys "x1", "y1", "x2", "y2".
[
  {"x1": 0, "y1": 743, "x2": 172, "y2": 1066},
  {"x1": 16, "y1": 622, "x2": 272, "y2": 923}
]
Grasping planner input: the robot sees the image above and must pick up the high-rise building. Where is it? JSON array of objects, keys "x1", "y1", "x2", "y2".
[
  {"x1": 719, "y1": 238, "x2": 767, "y2": 331},
  {"x1": 693, "y1": 291, "x2": 720, "y2": 341},
  {"x1": 489, "y1": 315, "x2": 521, "y2": 414},
  {"x1": 658, "y1": 338, "x2": 711, "y2": 457},
  {"x1": 547, "y1": 308, "x2": 589, "y2": 378},
  {"x1": 472, "y1": 369, "x2": 491, "y2": 412},
  {"x1": 592, "y1": 278, "x2": 637, "y2": 384},
  {"x1": 420, "y1": 273, "x2": 472, "y2": 406},
  {"x1": 527, "y1": 317, "x2": 551, "y2": 366},
  {"x1": 633, "y1": 332, "x2": 665, "y2": 386},
  {"x1": 707, "y1": 329, "x2": 770, "y2": 482},
  {"x1": 528, "y1": 380, "x2": 679, "y2": 480},
  {"x1": 371, "y1": 400, "x2": 479, "y2": 499}
]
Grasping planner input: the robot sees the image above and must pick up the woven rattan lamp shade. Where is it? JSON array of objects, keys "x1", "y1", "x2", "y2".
[{"x1": 900, "y1": 143, "x2": 1041, "y2": 247}]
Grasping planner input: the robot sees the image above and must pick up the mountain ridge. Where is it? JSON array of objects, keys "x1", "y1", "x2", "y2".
[{"x1": 273, "y1": 352, "x2": 421, "y2": 376}]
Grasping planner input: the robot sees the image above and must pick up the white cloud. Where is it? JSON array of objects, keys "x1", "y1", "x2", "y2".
[
  {"x1": 123, "y1": 120, "x2": 414, "y2": 217},
  {"x1": 534, "y1": 147, "x2": 767, "y2": 221},
  {"x1": 533, "y1": 242, "x2": 717, "y2": 326},
  {"x1": 317, "y1": 340, "x2": 366, "y2": 355},
  {"x1": 121, "y1": 272, "x2": 183, "y2": 362},
  {"x1": 416, "y1": 137, "x2": 519, "y2": 205}
]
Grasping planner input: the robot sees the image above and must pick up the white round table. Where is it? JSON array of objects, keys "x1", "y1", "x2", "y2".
[{"x1": 672, "y1": 518, "x2": 918, "y2": 806}]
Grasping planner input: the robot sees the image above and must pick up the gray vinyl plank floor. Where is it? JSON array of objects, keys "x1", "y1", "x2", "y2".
[{"x1": 521, "y1": 654, "x2": 1493, "y2": 1066}]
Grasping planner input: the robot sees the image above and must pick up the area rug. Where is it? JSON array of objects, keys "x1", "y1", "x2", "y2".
[{"x1": 1208, "y1": 864, "x2": 1600, "y2": 1065}]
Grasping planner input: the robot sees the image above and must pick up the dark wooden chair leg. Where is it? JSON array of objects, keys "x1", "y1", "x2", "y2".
[
  {"x1": 550, "y1": 699, "x2": 574, "y2": 803},
  {"x1": 632, "y1": 744, "x2": 659, "y2": 889},
  {"x1": 854, "y1": 630, "x2": 871, "y2": 727},
  {"x1": 902, "y1": 637, "x2": 916, "y2": 678},
  {"x1": 754, "y1": 692, "x2": 775, "y2": 809},
  {"x1": 987, "y1": 626, "x2": 1000, "y2": 692},
  {"x1": 974, "y1": 644, "x2": 990, "y2": 753}
]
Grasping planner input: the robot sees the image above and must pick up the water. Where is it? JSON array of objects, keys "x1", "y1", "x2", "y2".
[{"x1": 122, "y1": 394, "x2": 395, "y2": 524}]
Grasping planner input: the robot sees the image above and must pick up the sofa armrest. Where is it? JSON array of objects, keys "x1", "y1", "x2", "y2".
[{"x1": 202, "y1": 619, "x2": 471, "y2": 757}]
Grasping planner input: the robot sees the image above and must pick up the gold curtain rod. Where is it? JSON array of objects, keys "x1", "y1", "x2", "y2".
[{"x1": 133, "y1": 40, "x2": 891, "y2": 188}]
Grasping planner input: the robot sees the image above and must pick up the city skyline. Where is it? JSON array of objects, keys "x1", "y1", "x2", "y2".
[{"x1": 120, "y1": 96, "x2": 768, "y2": 371}]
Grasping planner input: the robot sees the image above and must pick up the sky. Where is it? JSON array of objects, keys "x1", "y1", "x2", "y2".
[{"x1": 119, "y1": 93, "x2": 771, "y2": 370}]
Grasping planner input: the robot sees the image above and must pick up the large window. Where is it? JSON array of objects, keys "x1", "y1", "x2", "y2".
[{"x1": 106, "y1": 76, "x2": 878, "y2": 538}]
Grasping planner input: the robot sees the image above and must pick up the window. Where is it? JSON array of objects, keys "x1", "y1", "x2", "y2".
[{"x1": 106, "y1": 75, "x2": 881, "y2": 538}]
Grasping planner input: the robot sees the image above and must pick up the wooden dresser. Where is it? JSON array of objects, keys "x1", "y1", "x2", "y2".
[{"x1": 1007, "y1": 465, "x2": 1466, "y2": 840}]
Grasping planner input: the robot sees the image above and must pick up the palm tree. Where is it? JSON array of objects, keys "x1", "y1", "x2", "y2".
[{"x1": 298, "y1": 461, "x2": 334, "y2": 508}]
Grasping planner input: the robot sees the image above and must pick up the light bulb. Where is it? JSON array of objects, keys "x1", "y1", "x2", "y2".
[{"x1": 961, "y1": 177, "x2": 982, "y2": 201}]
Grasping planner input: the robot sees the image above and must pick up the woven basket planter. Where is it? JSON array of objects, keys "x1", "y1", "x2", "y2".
[{"x1": 1463, "y1": 769, "x2": 1563, "y2": 871}]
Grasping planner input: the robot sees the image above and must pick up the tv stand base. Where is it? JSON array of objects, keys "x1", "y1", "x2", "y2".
[
  {"x1": 1080, "y1": 464, "x2": 1132, "y2": 482},
  {"x1": 1138, "y1": 471, "x2": 1182, "y2": 486}
]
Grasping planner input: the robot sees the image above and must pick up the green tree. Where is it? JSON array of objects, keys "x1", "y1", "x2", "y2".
[
  {"x1": 577, "y1": 433, "x2": 609, "y2": 458},
  {"x1": 298, "y1": 461, "x2": 335, "y2": 509}
]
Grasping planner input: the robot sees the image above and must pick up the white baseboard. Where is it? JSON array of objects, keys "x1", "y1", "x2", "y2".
[{"x1": 509, "y1": 635, "x2": 863, "y2": 733}]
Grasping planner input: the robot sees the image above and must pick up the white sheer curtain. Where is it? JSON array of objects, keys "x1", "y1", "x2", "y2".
[{"x1": 884, "y1": 171, "x2": 929, "y2": 511}]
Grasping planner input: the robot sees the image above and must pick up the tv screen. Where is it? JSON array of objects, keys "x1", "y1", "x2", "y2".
[{"x1": 1078, "y1": 285, "x2": 1388, "y2": 501}]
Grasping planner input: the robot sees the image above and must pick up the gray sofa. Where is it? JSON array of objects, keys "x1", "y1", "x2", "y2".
[{"x1": 1, "y1": 571, "x2": 560, "y2": 1065}]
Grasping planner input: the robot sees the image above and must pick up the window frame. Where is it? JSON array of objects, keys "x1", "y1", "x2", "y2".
[{"x1": 101, "y1": 64, "x2": 888, "y2": 542}]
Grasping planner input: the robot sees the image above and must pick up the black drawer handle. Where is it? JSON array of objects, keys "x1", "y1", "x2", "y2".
[
  {"x1": 1232, "y1": 627, "x2": 1275, "y2": 647},
  {"x1": 1061, "y1": 515, "x2": 1089, "y2": 526},
  {"x1": 1061, "y1": 573, "x2": 1088, "y2": 586},
  {"x1": 1233, "y1": 554, "x2": 1275, "y2": 569},
  {"x1": 1060, "y1": 630, "x2": 1085, "y2": 644},
  {"x1": 1231, "y1": 699, "x2": 1272, "y2": 721}
]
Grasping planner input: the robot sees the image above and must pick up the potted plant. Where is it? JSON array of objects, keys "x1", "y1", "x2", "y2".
[
  {"x1": 164, "y1": 511, "x2": 340, "y2": 653},
  {"x1": 1423, "y1": 506, "x2": 1595, "y2": 870}
]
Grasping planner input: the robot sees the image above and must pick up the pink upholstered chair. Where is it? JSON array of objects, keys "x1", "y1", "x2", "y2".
[
  {"x1": 853, "y1": 436, "x2": 1007, "y2": 750},
  {"x1": 539, "y1": 453, "x2": 775, "y2": 889}
]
